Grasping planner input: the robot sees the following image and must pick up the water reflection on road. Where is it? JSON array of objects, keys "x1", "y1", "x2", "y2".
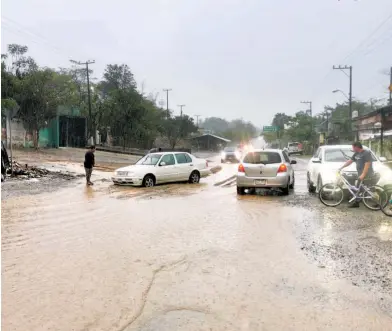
[{"x1": 2, "y1": 160, "x2": 391, "y2": 331}]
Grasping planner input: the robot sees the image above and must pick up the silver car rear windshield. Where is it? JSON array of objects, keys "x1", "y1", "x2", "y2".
[{"x1": 243, "y1": 152, "x2": 282, "y2": 164}]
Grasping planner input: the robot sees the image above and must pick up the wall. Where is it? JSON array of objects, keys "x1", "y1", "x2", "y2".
[
  {"x1": 3, "y1": 117, "x2": 59, "y2": 148},
  {"x1": 2, "y1": 106, "x2": 79, "y2": 149},
  {"x1": 5, "y1": 119, "x2": 28, "y2": 148},
  {"x1": 367, "y1": 139, "x2": 392, "y2": 159}
]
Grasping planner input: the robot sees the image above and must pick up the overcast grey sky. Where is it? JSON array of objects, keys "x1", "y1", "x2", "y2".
[{"x1": 2, "y1": 0, "x2": 392, "y2": 126}]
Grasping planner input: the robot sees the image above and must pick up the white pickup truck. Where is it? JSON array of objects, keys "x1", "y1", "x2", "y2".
[{"x1": 287, "y1": 142, "x2": 303, "y2": 155}]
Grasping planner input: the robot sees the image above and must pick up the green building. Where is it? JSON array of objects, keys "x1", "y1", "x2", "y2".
[{"x1": 23, "y1": 106, "x2": 87, "y2": 148}]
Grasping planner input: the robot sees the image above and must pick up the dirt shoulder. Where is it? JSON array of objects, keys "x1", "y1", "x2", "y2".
[
  {"x1": 1, "y1": 172, "x2": 85, "y2": 200},
  {"x1": 11, "y1": 148, "x2": 141, "y2": 172},
  {"x1": 2, "y1": 147, "x2": 139, "y2": 199}
]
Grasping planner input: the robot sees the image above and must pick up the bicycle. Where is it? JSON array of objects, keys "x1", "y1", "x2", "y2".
[
  {"x1": 381, "y1": 193, "x2": 392, "y2": 217},
  {"x1": 318, "y1": 171, "x2": 387, "y2": 210}
]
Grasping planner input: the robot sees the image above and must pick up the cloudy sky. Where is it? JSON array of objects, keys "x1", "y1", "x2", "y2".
[{"x1": 2, "y1": 0, "x2": 392, "y2": 126}]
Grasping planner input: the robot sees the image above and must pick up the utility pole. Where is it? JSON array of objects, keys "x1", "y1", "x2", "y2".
[
  {"x1": 300, "y1": 101, "x2": 312, "y2": 117},
  {"x1": 8, "y1": 114, "x2": 13, "y2": 176},
  {"x1": 177, "y1": 104, "x2": 185, "y2": 117},
  {"x1": 326, "y1": 111, "x2": 330, "y2": 133},
  {"x1": 71, "y1": 60, "x2": 95, "y2": 145},
  {"x1": 300, "y1": 100, "x2": 313, "y2": 151},
  {"x1": 163, "y1": 88, "x2": 172, "y2": 118},
  {"x1": 333, "y1": 65, "x2": 353, "y2": 140},
  {"x1": 324, "y1": 111, "x2": 330, "y2": 145},
  {"x1": 389, "y1": 66, "x2": 392, "y2": 108},
  {"x1": 381, "y1": 66, "x2": 392, "y2": 156},
  {"x1": 194, "y1": 115, "x2": 201, "y2": 128}
]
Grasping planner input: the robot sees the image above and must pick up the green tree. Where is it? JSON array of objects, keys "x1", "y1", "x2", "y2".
[
  {"x1": 200, "y1": 117, "x2": 229, "y2": 134},
  {"x1": 1, "y1": 54, "x2": 18, "y2": 119},
  {"x1": 17, "y1": 68, "x2": 71, "y2": 148},
  {"x1": 272, "y1": 112, "x2": 291, "y2": 131},
  {"x1": 222, "y1": 119, "x2": 258, "y2": 142},
  {"x1": 161, "y1": 115, "x2": 198, "y2": 148},
  {"x1": 285, "y1": 111, "x2": 316, "y2": 142}
]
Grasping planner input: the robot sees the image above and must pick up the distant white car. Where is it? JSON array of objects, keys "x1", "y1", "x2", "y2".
[
  {"x1": 287, "y1": 142, "x2": 303, "y2": 155},
  {"x1": 307, "y1": 145, "x2": 392, "y2": 193},
  {"x1": 112, "y1": 152, "x2": 210, "y2": 187}
]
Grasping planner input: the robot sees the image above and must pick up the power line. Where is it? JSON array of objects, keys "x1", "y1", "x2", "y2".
[
  {"x1": 310, "y1": 12, "x2": 392, "y2": 104},
  {"x1": 363, "y1": 27, "x2": 392, "y2": 57},
  {"x1": 341, "y1": 12, "x2": 392, "y2": 63},
  {"x1": 2, "y1": 16, "x2": 90, "y2": 61}
]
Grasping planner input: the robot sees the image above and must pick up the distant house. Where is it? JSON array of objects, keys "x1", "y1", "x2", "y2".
[
  {"x1": 354, "y1": 105, "x2": 392, "y2": 141},
  {"x1": 188, "y1": 133, "x2": 231, "y2": 151}
]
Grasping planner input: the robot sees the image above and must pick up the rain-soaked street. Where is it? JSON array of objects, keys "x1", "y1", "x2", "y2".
[{"x1": 2, "y1": 153, "x2": 392, "y2": 331}]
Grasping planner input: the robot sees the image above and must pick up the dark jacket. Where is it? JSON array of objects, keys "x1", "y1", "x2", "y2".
[
  {"x1": 84, "y1": 151, "x2": 95, "y2": 168},
  {"x1": 1, "y1": 141, "x2": 10, "y2": 174}
]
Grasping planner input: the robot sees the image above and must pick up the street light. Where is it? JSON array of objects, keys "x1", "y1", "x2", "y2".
[{"x1": 332, "y1": 89, "x2": 349, "y2": 101}]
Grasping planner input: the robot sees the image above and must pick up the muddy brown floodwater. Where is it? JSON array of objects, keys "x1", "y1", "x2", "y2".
[{"x1": 2, "y1": 158, "x2": 392, "y2": 331}]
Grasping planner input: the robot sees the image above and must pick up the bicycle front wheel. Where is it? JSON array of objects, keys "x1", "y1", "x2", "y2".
[
  {"x1": 362, "y1": 185, "x2": 387, "y2": 211},
  {"x1": 381, "y1": 194, "x2": 392, "y2": 217},
  {"x1": 319, "y1": 183, "x2": 344, "y2": 207}
]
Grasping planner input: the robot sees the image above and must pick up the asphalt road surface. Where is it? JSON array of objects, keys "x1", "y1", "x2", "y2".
[{"x1": 2, "y1": 156, "x2": 391, "y2": 331}]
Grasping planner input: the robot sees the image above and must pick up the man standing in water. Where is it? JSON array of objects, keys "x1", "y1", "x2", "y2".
[{"x1": 84, "y1": 145, "x2": 95, "y2": 185}]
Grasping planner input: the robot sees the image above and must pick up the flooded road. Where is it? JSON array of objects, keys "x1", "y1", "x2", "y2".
[{"x1": 2, "y1": 158, "x2": 392, "y2": 330}]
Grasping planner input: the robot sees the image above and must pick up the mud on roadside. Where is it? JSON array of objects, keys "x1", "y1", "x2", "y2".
[
  {"x1": 1, "y1": 171, "x2": 84, "y2": 200},
  {"x1": 286, "y1": 194, "x2": 392, "y2": 317}
]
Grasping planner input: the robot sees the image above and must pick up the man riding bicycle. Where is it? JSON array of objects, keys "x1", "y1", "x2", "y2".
[{"x1": 339, "y1": 142, "x2": 378, "y2": 208}]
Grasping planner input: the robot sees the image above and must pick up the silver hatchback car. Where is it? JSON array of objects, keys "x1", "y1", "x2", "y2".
[{"x1": 236, "y1": 149, "x2": 297, "y2": 195}]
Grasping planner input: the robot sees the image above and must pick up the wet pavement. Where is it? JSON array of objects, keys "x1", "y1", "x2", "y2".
[{"x1": 2, "y1": 155, "x2": 392, "y2": 330}]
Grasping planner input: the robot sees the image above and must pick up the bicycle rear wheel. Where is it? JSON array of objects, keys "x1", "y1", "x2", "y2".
[
  {"x1": 381, "y1": 194, "x2": 392, "y2": 217},
  {"x1": 362, "y1": 185, "x2": 387, "y2": 211},
  {"x1": 319, "y1": 183, "x2": 344, "y2": 207}
]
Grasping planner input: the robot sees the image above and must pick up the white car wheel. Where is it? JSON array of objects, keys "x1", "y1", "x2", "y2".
[
  {"x1": 189, "y1": 171, "x2": 200, "y2": 184},
  {"x1": 307, "y1": 173, "x2": 316, "y2": 193},
  {"x1": 143, "y1": 175, "x2": 155, "y2": 187}
]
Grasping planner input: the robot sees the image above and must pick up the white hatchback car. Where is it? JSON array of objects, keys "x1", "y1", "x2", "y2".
[
  {"x1": 307, "y1": 145, "x2": 392, "y2": 193},
  {"x1": 112, "y1": 152, "x2": 210, "y2": 187}
]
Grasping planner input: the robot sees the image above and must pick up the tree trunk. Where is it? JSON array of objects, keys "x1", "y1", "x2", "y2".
[
  {"x1": 122, "y1": 135, "x2": 126, "y2": 151},
  {"x1": 92, "y1": 122, "x2": 96, "y2": 146},
  {"x1": 34, "y1": 129, "x2": 39, "y2": 149}
]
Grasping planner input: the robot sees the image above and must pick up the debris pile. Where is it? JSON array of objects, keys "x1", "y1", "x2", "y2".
[{"x1": 5, "y1": 161, "x2": 76, "y2": 180}]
